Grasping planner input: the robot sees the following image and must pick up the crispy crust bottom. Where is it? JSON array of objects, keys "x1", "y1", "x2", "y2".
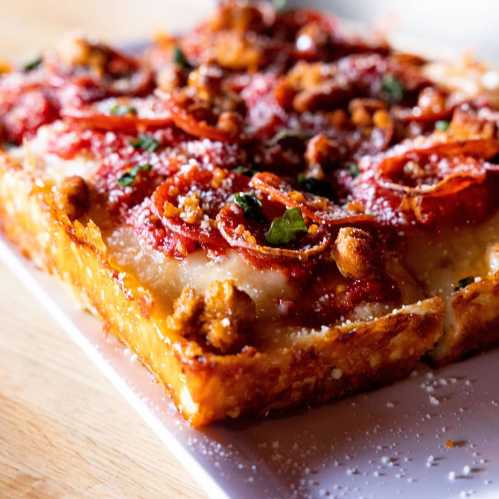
[{"x1": 0, "y1": 157, "x2": 446, "y2": 425}]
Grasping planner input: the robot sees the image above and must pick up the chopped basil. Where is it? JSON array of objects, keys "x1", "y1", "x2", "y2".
[
  {"x1": 265, "y1": 207, "x2": 307, "y2": 246},
  {"x1": 22, "y1": 56, "x2": 43, "y2": 73},
  {"x1": 130, "y1": 134, "x2": 159, "y2": 152},
  {"x1": 269, "y1": 129, "x2": 313, "y2": 146},
  {"x1": 435, "y1": 120, "x2": 450, "y2": 132},
  {"x1": 109, "y1": 104, "x2": 138, "y2": 116},
  {"x1": 272, "y1": 0, "x2": 287, "y2": 11},
  {"x1": 346, "y1": 162, "x2": 360, "y2": 178},
  {"x1": 23, "y1": 56, "x2": 43, "y2": 72},
  {"x1": 234, "y1": 192, "x2": 263, "y2": 221},
  {"x1": 2, "y1": 141, "x2": 17, "y2": 150},
  {"x1": 118, "y1": 163, "x2": 152, "y2": 187},
  {"x1": 173, "y1": 46, "x2": 193, "y2": 70},
  {"x1": 381, "y1": 74, "x2": 405, "y2": 104},
  {"x1": 454, "y1": 276, "x2": 475, "y2": 291},
  {"x1": 233, "y1": 165, "x2": 256, "y2": 177},
  {"x1": 297, "y1": 174, "x2": 334, "y2": 199}
]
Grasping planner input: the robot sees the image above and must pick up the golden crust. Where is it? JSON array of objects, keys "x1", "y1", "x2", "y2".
[
  {"x1": 0, "y1": 155, "x2": 445, "y2": 425},
  {"x1": 430, "y1": 276, "x2": 499, "y2": 365}
]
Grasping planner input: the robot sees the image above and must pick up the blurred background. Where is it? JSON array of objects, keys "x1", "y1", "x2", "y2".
[{"x1": 0, "y1": 0, "x2": 498, "y2": 62}]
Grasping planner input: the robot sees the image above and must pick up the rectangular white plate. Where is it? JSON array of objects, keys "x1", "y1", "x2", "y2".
[{"x1": 2, "y1": 235, "x2": 499, "y2": 499}]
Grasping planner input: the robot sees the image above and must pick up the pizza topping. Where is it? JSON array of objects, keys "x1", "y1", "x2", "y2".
[
  {"x1": 233, "y1": 192, "x2": 264, "y2": 221},
  {"x1": 454, "y1": 276, "x2": 475, "y2": 292},
  {"x1": 265, "y1": 207, "x2": 308, "y2": 245},
  {"x1": 172, "y1": 46, "x2": 193, "y2": 71},
  {"x1": 23, "y1": 56, "x2": 43, "y2": 73},
  {"x1": 4, "y1": 0, "x2": 499, "y2": 327},
  {"x1": 58, "y1": 175, "x2": 90, "y2": 220},
  {"x1": 380, "y1": 74, "x2": 405, "y2": 104},
  {"x1": 201, "y1": 280, "x2": 256, "y2": 353},
  {"x1": 62, "y1": 97, "x2": 173, "y2": 131},
  {"x1": 333, "y1": 227, "x2": 377, "y2": 279},
  {"x1": 151, "y1": 163, "x2": 248, "y2": 252},
  {"x1": 167, "y1": 281, "x2": 256, "y2": 353},
  {"x1": 118, "y1": 163, "x2": 152, "y2": 187},
  {"x1": 51, "y1": 35, "x2": 153, "y2": 98},
  {"x1": 435, "y1": 120, "x2": 450, "y2": 132},
  {"x1": 130, "y1": 134, "x2": 160, "y2": 152}
]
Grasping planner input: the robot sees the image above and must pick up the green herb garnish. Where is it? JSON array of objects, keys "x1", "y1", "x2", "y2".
[
  {"x1": 173, "y1": 46, "x2": 193, "y2": 70},
  {"x1": 118, "y1": 163, "x2": 152, "y2": 187},
  {"x1": 272, "y1": 0, "x2": 287, "y2": 11},
  {"x1": 435, "y1": 120, "x2": 450, "y2": 132},
  {"x1": 454, "y1": 276, "x2": 475, "y2": 291},
  {"x1": 233, "y1": 165, "x2": 256, "y2": 177},
  {"x1": 109, "y1": 104, "x2": 138, "y2": 116},
  {"x1": 23, "y1": 56, "x2": 43, "y2": 72},
  {"x1": 269, "y1": 129, "x2": 313, "y2": 146},
  {"x1": 346, "y1": 162, "x2": 360, "y2": 178},
  {"x1": 265, "y1": 207, "x2": 307, "y2": 246},
  {"x1": 130, "y1": 134, "x2": 160, "y2": 152},
  {"x1": 297, "y1": 174, "x2": 334, "y2": 199},
  {"x1": 381, "y1": 74, "x2": 405, "y2": 104},
  {"x1": 234, "y1": 192, "x2": 263, "y2": 221}
]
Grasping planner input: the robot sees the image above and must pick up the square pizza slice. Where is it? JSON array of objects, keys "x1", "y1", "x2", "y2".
[{"x1": 1, "y1": 1, "x2": 498, "y2": 425}]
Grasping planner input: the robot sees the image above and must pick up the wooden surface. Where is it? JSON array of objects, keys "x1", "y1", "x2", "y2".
[
  {"x1": 0, "y1": 1, "x2": 213, "y2": 497},
  {"x1": 0, "y1": 263, "x2": 206, "y2": 499}
]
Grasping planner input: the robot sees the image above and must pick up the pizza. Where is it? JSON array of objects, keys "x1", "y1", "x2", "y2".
[{"x1": 1, "y1": 1, "x2": 499, "y2": 426}]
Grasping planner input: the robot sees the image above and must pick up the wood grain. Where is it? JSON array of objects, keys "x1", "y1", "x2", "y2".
[
  {"x1": 0, "y1": 2, "x2": 214, "y2": 495},
  {"x1": 0, "y1": 262, "x2": 207, "y2": 499}
]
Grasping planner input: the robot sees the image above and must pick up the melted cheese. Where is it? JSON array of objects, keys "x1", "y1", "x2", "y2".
[
  {"x1": 405, "y1": 210, "x2": 499, "y2": 302},
  {"x1": 106, "y1": 226, "x2": 294, "y2": 319},
  {"x1": 15, "y1": 122, "x2": 99, "y2": 182}
]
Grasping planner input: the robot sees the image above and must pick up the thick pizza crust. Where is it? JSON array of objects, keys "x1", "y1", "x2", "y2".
[
  {"x1": 430, "y1": 275, "x2": 499, "y2": 365},
  {"x1": 403, "y1": 213, "x2": 499, "y2": 365},
  {"x1": 0, "y1": 153, "x2": 445, "y2": 425}
]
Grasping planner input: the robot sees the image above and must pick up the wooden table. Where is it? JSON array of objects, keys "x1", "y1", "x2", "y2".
[
  {"x1": 0, "y1": 1, "x2": 213, "y2": 497},
  {"x1": 0, "y1": 262, "x2": 207, "y2": 498}
]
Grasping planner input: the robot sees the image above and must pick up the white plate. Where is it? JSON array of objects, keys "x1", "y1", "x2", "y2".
[{"x1": 2, "y1": 235, "x2": 499, "y2": 499}]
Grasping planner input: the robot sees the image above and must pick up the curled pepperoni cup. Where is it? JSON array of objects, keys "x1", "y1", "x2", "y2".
[
  {"x1": 48, "y1": 37, "x2": 154, "y2": 98},
  {"x1": 376, "y1": 137, "x2": 499, "y2": 177},
  {"x1": 249, "y1": 171, "x2": 373, "y2": 226},
  {"x1": 378, "y1": 156, "x2": 499, "y2": 225},
  {"x1": 151, "y1": 164, "x2": 249, "y2": 252},
  {"x1": 158, "y1": 93, "x2": 233, "y2": 142},
  {"x1": 362, "y1": 132, "x2": 499, "y2": 227},
  {"x1": 216, "y1": 203, "x2": 332, "y2": 261},
  {"x1": 62, "y1": 97, "x2": 173, "y2": 132}
]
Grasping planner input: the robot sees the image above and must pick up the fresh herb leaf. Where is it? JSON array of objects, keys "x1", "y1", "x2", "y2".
[
  {"x1": 2, "y1": 141, "x2": 17, "y2": 150},
  {"x1": 173, "y1": 46, "x2": 193, "y2": 70},
  {"x1": 272, "y1": 0, "x2": 287, "y2": 11},
  {"x1": 233, "y1": 165, "x2": 256, "y2": 177},
  {"x1": 130, "y1": 134, "x2": 160, "y2": 152},
  {"x1": 234, "y1": 192, "x2": 263, "y2": 221},
  {"x1": 454, "y1": 276, "x2": 475, "y2": 291},
  {"x1": 265, "y1": 207, "x2": 307, "y2": 246},
  {"x1": 109, "y1": 104, "x2": 138, "y2": 116},
  {"x1": 118, "y1": 163, "x2": 152, "y2": 187},
  {"x1": 297, "y1": 174, "x2": 334, "y2": 199},
  {"x1": 269, "y1": 129, "x2": 313, "y2": 146},
  {"x1": 381, "y1": 74, "x2": 405, "y2": 104},
  {"x1": 23, "y1": 56, "x2": 43, "y2": 72},
  {"x1": 346, "y1": 162, "x2": 360, "y2": 178},
  {"x1": 435, "y1": 120, "x2": 450, "y2": 132}
]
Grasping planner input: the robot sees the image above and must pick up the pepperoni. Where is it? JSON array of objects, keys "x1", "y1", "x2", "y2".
[
  {"x1": 151, "y1": 164, "x2": 249, "y2": 252},
  {"x1": 62, "y1": 97, "x2": 173, "y2": 132},
  {"x1": 157, "y1": 92, "x2": 238, "y2": 142},
  {"x1": 249, "y1": 172, "x2": 373, "y2": 226}
]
